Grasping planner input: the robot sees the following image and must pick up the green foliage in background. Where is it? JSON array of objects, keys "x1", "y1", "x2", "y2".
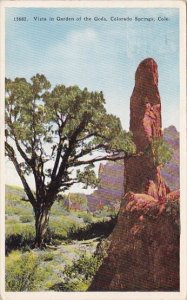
[{"x1": 151, "y1": 138, "x2": 173, "y2": 166}]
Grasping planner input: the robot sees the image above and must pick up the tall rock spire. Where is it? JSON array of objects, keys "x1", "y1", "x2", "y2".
[
  {"x1": 125, "y1": 58, "x2": 169, "y2": 200},
  {"x1": 130, "y1": 58, "x2": 162, "y2": 151},
  {"x1": 89, "y1": 59, "x2": 179, "y2": 291}
]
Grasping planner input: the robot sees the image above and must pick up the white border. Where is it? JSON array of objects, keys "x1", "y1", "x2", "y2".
[
  {"x1": 0, "y1": 1, "x2": 186, "y2": 300},
  {"x1": 179, "y1": 0, "x2": 187, "y2": 298},
  {"x1": 0, "y1": 0, "x2": 185, "y2": 8},
  {"x1": 0, "y1": 1, "x2": 5, "y2": 299}
]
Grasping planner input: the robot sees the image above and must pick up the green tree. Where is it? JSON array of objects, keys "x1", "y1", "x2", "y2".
[
  {"x1": 5, "y1": 74, "x2": 136, "y2": 248},
  {"x1": 151, "y1": 137, "x2": 173, "y2": 166}
]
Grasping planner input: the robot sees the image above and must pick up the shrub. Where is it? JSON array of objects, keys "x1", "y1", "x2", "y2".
[
  {"x1": 5, "y1": 224, "x2": 35, "y2": 255},
  {"x1": 68, "y1": 216, "x2": 117, "y2": 240},
  {"x1": 49, "y1": 279, "x2": 88, "y2": 291},
  {"x1": 50, "y1": 253, "x2": 103, "y2": 291},
  {"x1": 7, "y1": 203, "x2": 33, "y2": 216},
  {"x1": 82, "y1": 213, "x2": 94, "y2": 224},
  {"x1": 94, "y1": 206, "x2": 118, "y2": 218},
  {"x1": 64, "y1": 254, "x2": 102, "y2": 280},
  {"x1": 49, "y1": 216, "x2": 80, "y2": 241},
  {"x1": 6, "y1": 251, "x2": 40, "y2": 291},
  {"x1": 5, "y1": 206, "x2": 16, "y2": 216},
  {"x1": 40, "y1": 251, "x2": 54, "y2": 262},
  {"x1": 20, "y1": 215, "x2": 33, "y2": 223},
  {"x1": 150, "y1": 138, "x2": 173, "y2": 166}
]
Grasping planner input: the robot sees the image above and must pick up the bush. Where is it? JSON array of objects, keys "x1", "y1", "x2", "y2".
[
  {"x1": 68, "y1": 216, "x2": 117, "y2": 240},
  {"x1": 5, "y1": 224, "x2": 35, "y2": 255},
  {"x1": 6, "y1": 203, "x2": 33, "y2": 216},
  {"x1": 6, "y1": 251, "x2": 40, "y2": 291},
  {"x1": 20, "y1": 215, "x2": 33, "y2": 223},
  {"x1": 150, "y1": 138, "x2": 173, "y2": 166},
  {"x1": 93, "y1": 205, "x2": 118, "y2": 219},
  {"x1": 77, "y1": 211, "x2": 94, "y2": 223},
  {"x1": 49, "y1": 216, "x2": 80, "y2": 241},
  {"x1": 5, "y1": 206, "x2": 16, "y2": 216},
  {"x1": 50, "y1": 253, "x2": 103, "y2": 291},
  {"x1": 82, "y1": 213, "x2": 94, "y2": 224},
  {"x1": 40, "y1": 251, "x2": 54, "y2": 262},
  {"x1": 49, "y1": 279, "x2": 88, "y2": 291},
  {"x1": 64, "y1": 254, "x2": 102, "y2": 280}
]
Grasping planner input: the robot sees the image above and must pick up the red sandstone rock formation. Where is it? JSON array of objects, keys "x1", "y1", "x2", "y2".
[
  {"x1": 89, "y1": 58, "x2": 179, "y2": 291},
  {"x1": 126, "y1": 58, "x2": 172, "y2": 201},
  {"x1": 130, "y1": 58, "x2": 162, "y2": 150},
  {"x1": 89, "y1": 195, "x2": 179, "y2": 291}
]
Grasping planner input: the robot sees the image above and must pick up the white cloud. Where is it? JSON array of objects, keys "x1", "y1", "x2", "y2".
[
  {"x1": 68, "y1": 28, "x2": 98, "y2": 43},
  {"x1": 48, "y1": 28, "x2": 98, "y2": 58}
]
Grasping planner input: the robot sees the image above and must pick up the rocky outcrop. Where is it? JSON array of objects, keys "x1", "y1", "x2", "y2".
[
  {"x1": 89, "y1": 195, "x2": 179, "y2": 291},
  {"x1": 89, "y1": 58, "x2": 179, "y2": 291},
  {"x1": 87, "y1": 161, "x2": 124, "y2": 212},
  {"x1": 87, "y1": 126, "x2": 179, "y2": 212}
]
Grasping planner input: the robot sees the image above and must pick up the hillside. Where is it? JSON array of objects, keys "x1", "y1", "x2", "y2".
[
  {"x1": 87, "y1": 161, "x2": 124, "y2": 212},
  {"x1": 87, "y1": 125, "x2": 179, "y2": 211},
  {"x1": 162, "y1": 125, "x2": 179, "y2": 190}
]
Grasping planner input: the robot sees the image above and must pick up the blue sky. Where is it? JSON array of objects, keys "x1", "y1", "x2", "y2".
[
  {"x1": 6, "y1": 7, "x2": 179, "y2": 130},
  {"x1": 5, "y1": 7, "x2": 179, "y2": 189}
]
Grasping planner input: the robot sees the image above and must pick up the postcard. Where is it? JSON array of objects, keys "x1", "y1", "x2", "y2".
[{"x1": 0, "y1": 1, "x2": 186, "y2": 300}]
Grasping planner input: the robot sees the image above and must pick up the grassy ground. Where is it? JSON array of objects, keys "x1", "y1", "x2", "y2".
[{"x1": 5, "y1": 185, "x2": 116, "y2": 291}]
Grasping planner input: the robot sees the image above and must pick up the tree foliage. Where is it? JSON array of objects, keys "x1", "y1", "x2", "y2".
[
  {"x1": 151, "y1": 138, "x2": 173, "y2": 166},
  {"x1": 5, "y1": 74, "x2": 136, "y2": 197},
  {"x1": 5, "y1": 74, "x2": 136, "y2": 246}
]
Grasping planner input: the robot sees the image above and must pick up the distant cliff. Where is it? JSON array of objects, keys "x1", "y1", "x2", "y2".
[
  {"x1": 87, "y1": 125, "x2": 179, "y2": 212},
  {"x1": 87, "y1": 161, "x2": 124, "y2": 212},
  {"x1": 162, "y1": 125, "x2": 179, "y2": 190}
]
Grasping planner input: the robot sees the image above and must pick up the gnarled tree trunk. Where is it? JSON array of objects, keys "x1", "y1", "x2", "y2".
[{"x1": 34, "y1": 205, "x2": 50, "y2": 248}]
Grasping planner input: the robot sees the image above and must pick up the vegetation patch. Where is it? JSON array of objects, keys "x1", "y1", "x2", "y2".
[
  {"x1": 5, "y1": 185, "x2": 117, "y2": 291},
  {"x1": 69, "y1": 216, "x2": 117, "y2": 240},
  {"x1": 49, "y1": 253, "x2": 103, "y2": 291},
  {"x1": 6, "y1": 251, "x2": 40, "y2": 291}
]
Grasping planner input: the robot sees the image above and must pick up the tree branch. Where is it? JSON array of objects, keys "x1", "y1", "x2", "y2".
[
  {"x1": 76, "y1": 132, "x2": 108, "y2": 144},
  {"x1": 14, "y1": 136, "x2": 31, "y2": 165},
  {"x1": 51, "y1": 144, "x2": 63, "y2": 179},
  {"x1": 5, "y1": 141, "x2": 36, "y2": 207},
  {"x1": 72, "y1": 152, "x2": 143, "y2": 167},
  {"x1": 76, "y1": 132, "x2": 97, "y2": 143},
  {"x1": 51, "y1": 116, "x2": 69, "y2": 179},
  {"x1": 68, "y1": 143, "x2": 108, "y2": 165},
  {"x1": 56, "y1": 112, "x2": 91, "y2": 181},
  {"x1": 47, "y1": 113, "x2": 91, "y2": 199}
]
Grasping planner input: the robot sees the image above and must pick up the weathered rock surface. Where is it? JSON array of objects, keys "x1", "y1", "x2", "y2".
[
  {"x1": 130, "y1": 58, "x2": 161, "y2": 151},
  {"x1": 89, "y1": 195, "x2": 179, "y2": 291},
  {"x1": 89, "y1": 58, "x2": 180, "y2": 291},
  {"x1": 126, "y1": 58, "x2": 169, "y2": 199}
]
